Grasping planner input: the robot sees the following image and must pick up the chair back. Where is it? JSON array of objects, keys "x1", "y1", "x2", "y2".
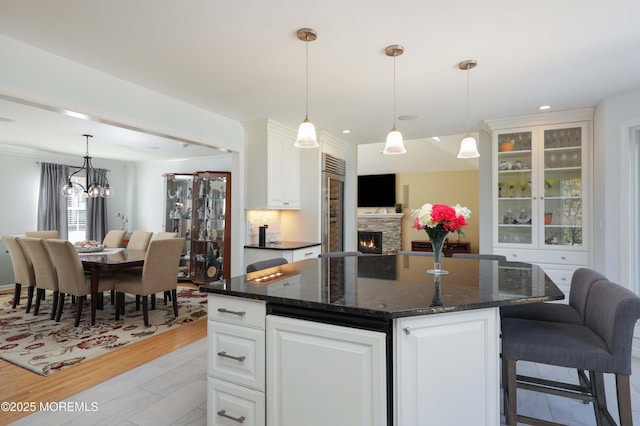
[
  {"x1": 397, "y1": 251, "x2": 434, "y2": 256},
  {"x1": 44, "y1": 239, "x2": 87, "y2": 296},
  {"x1": 585, "y1": 279, "x2": 640, "y2": 375},
  {"x1": 451, "y1": 253, "x2": 507, "y2": 261},
  {"x1": 567, "y1": 267, "x2": 607, "y2": 322},
  {"x1": 319, "y1": 251, "x2": 362, "y2": 258},
  {"x1": 140, "y1": 238, "x2": 185, "y2": 293},
  {"x1": 2, "y1": 236, "x2": 36, "y2": 288},
  {"x1": 246, "y1": 257, "x2": 288, "y2": 273},
  {"x1": 24, "y1": 230, "x2": 59, "y2": 239},
  {"x1": 127, "y1": 231, "x2": 153, "y2": 251},
  {"x1": 21, "y1": 237, "x2": 58, "y2": 291},
  {"x1": 155, "y1": 232, "x2": 179, "y2": 240},
  {"x1": 102, "y1": 230, "x2": 126, "y2": 248}
]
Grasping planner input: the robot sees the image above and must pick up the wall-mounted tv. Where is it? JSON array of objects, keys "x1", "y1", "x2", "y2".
[{"x1": 357, "y1": 173, "x2": 396, "y2": 207}]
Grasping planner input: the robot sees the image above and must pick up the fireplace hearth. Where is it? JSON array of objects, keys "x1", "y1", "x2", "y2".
[{"x1": 358, "y1": 231, "x2": 383, "y2": 254}]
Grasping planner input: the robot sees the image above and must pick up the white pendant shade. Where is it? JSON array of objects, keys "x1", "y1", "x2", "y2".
[
  {"x1": 382, "y1": 127, "x2": 406, "y2": 154},
  {"x1": 457, "y1": 135, "x2": 480, "y2": 158},
  {"x1": 294, "y1": 117, "x2": 319, "y2": 148}
]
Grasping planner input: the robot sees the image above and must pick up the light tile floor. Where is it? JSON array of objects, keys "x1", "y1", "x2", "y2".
[{"x1": 11, "y1": 339, "x2": 640, "y2": 425}]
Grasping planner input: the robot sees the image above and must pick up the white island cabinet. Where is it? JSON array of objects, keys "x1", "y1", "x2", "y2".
[
  {"x1": 266, "y1": 315, "x2": 387, "y2": 426},
  {"x1": 394, "y1": 308, "x2": 500, "y2": 426}
]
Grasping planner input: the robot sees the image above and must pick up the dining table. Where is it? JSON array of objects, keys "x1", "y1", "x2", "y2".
[{"x1": 78, "y1": 248, "x2": 146, "y2": 325}]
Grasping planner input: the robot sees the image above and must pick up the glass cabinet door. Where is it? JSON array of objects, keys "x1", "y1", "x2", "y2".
[
  {"x1": 164, "y1": 173, "x2": 193, "y2": 280},
  {"x1": 191, "y1": 172, "x2": 229, "y2": 283},
  {"x1": 496, "y1": 129, "x2": 535, "y2": 246},
  {"x1": 541, "y1": 125, "x2": 584, "y2": 248}
]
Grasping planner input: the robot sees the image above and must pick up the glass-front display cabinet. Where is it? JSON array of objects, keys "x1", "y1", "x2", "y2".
[
  {"x1": 164, "y1": 171, "x2": 231, "y2": 283},
  {"x1": 494, "y1": 121, "x2": 589, "y2": 251}
]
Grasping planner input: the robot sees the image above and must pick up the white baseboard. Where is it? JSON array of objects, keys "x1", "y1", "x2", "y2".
[{"x1": 0, "y1": 284, "x2": 14, "y2": 291}]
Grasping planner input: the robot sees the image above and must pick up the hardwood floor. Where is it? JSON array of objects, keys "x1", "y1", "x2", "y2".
[{"x1": 0, "y1": 302, "x2": 206, "y2": 425}]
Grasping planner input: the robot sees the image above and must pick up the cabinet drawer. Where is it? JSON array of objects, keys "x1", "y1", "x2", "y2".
[
  {"x1": 494, "y1": 248, "x2": 588, "y2": 266},
  {"x1": 208, "y1": 294, "x2": 265, "y2": 329},
  {"x1": 208, "y1": 378, "x2": 265, "y2": 426},
  {"x1": 292, "y1": 245, "x2": 321, "y2": 262},
  {"x1": 209, "y1": 321, "x2": 265, "y2": 391}
]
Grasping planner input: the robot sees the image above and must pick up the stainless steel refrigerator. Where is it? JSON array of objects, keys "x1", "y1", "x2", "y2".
[{"x1": 321, "y1": 153, "x2": 346, "y2": 253}]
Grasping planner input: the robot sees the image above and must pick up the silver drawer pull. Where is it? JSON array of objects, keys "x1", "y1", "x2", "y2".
[
  {"x1": 217, "y1": 351, "x2": 246, "y2": 362},
  {"x1": 403, "y1": 327, "x2": 411, "y2": 335},
  {"x1": 217, "y1": 410, "x2": 246, "y2": 423},
  {"x1": 305, "y1": 252, "x2": 313, "y2": 256},
  {"x1": 217, "y1": 307, "x2": 246, "y2": 316}
]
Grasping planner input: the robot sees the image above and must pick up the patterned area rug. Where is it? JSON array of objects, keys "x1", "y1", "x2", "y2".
[{"x1": 0, "y1": 286, "x2": 207, "y2": 376}]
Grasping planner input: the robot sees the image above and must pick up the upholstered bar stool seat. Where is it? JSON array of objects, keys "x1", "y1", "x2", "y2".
[
  {"x1": 451, "y1": 253, "x2": 507, "y2": 261},
  {"x1": 500, "y1": 268, "x2": 606, "y2": 325},
  {"x1": 502, "y1": 280, "x2": 640, "y2": 426},
  {"x1": 246, "y1": 257, "x2": 288, "y2": 273}
]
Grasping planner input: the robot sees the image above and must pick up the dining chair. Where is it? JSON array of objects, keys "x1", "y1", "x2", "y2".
[
  {"x1": 24, "y1": 230, "x2": 59, "y2": 239},
  {"x1": 2, "y1": 236, "x2": 36, "y2": 311},
  {"x1": 44, "y1": 239, "x2": 117, "y2": 326},
  {"x1": 114, "y1": 238, "x2": 185, "y2": 326},
  {"x1": 246, "y1": 257, "x2": 288, "y2": 273},
  {"x1": 102, "y1": 230, "x2": 126, "y2": 248},
  {"x1": 451, "y1": 253, "x2": 507, "y2": 261},
  {"x1": 501, "y1": 279, "x2": 640, "y2": 426},
  {"x1": 318, "y1": 251, "x2": 362, "y2": 258},
  {"x1": 20, "y1": 237, "x2": 59, "y2": 320},
  {"x1": 155, "y1": 232, "x2": 179, "y2": 240},
  {"x1": 126, "y1": 231, "x2": 153, "y2": 251}
]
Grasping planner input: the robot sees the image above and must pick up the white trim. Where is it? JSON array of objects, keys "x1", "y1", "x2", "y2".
[{"x1": 619, "y1": 119, "x2": 640, "y2": 293}]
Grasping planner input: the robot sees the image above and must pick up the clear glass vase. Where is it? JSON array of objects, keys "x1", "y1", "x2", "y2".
[{"x1": 426, "y1": 228, "x2": 449, "y2": 275}]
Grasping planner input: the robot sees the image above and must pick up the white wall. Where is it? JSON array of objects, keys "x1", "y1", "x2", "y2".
[{"x1": 594, "y1": 87, "x2": 640, "y2": 284}]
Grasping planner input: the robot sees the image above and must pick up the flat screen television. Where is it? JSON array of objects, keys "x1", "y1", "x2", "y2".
[{"x1": 357, "y1": 173, "x2": 396, "y2": 207}]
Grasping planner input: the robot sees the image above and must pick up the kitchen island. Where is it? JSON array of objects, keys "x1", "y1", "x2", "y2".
[{"x1": 201, "y1": 255, "x2": 563, "y2": 426}]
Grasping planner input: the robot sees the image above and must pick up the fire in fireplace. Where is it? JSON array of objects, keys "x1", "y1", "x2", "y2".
[{"x1": 358, "y1": 231, "x2": 383, "y2": 254}]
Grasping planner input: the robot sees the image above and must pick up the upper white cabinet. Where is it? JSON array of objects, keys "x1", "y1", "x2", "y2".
[
  {"x1": 244, "y1": 119, "x2": 300, "y2": 209},
  {"x1": 485, "y1": 108, "x2": 594, "y2": 293}
]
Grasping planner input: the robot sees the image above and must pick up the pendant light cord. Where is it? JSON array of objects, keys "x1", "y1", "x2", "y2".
[
  {"x1": 393, "y1": 52, "x2": 397, "y2": 129},
  {"x1": 305, "y1": 33, "x2": 309, "y2": 119},
  {"x1": 466, "y1": 66, "x2": 471, "y2": 134}
]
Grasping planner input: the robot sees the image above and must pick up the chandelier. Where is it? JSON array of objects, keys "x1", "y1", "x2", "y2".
[{"x1": 62, "y1": 134, "x2": 113, "y2": 198}]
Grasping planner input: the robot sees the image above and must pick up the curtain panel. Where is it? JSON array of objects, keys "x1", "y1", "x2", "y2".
[
  {"x1": 37, "y1": 162, "x2": 69, "y2": 240},
  {"x1": 86, "y1": 167, "x2": 108, "y2": 241}
]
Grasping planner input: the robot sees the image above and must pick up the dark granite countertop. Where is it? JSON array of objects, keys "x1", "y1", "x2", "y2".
[
  {"x1": 244, "y1": 241, "x2": 321, "y2": 250},
  {"x1": 200, "y1": 255, "x2": 564, "y2": 320}
]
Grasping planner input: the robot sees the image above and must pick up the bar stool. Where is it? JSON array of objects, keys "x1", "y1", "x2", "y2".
[{"x1": 501, "y1": 279, "x2": 640, "y2": 425}]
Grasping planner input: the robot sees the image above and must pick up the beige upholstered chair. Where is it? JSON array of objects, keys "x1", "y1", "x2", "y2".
[
  {"x1": 114, "y1": 238, "x2": 185, "y2": 326},
  {"x1": 155, "y1": 232, "x2": 179, "y2": 240},
  {"x1": 126, "y1": 231, "x2": 153, "y2": 251},
  {"x1": 2, "y1": 236, "x2": 36, "y2": 311},
  {"x1": 24, "y1": 230, "x2": 59, "y2": 239},
  {"x1": 102, "y1": 230, "x2": 126, "y2": 248},
  {"x1": 44, "y1": 239, "x2": 116, "y2": 326},
  {"x1": 20, "y1": 237, "x2": 59, "y2": 319}
]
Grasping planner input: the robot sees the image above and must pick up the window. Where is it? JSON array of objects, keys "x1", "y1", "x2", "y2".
[{"x1": 67, "y1": 175, "x2": 87, "y2": 242}]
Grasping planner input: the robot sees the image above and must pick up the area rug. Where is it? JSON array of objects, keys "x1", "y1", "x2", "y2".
[{"x1": 0, "y1": 286, "x2": 207, "y2": 376}]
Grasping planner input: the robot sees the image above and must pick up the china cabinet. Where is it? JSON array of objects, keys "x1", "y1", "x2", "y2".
[
  {"x1": 486, "y1": 108, "x2": 593, "y2": 294},
  {"x1": 164, "y1": 171, "x2": 231, "y2": 283}
]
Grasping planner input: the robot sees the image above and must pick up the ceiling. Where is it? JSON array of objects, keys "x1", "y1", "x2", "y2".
[{"x1": 0, "y1": 0, "x2": 639, "y2": 164}]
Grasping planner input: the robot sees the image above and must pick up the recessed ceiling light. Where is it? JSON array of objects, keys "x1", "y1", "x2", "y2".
[
  {"x1": 431, "y1": 136, "x2": 440, "y2": 142},
  {"x1": 539, "y1": 105, "x2": 551, "y2": 110},
  {"x1": 398, "y1": 114, "x2": 418, "y2": 121},
  {"x1": 342, "y1": 129, "x2": 351, "y2": 134}
]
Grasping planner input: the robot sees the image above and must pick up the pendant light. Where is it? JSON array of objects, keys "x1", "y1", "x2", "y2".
[
  {"x1": 294, "y1": 28, "x2": 319, "y2": 148},
  {"x1": 382, "y1": 45, "x2": 406, "y2": 155},
  {"x1": 457, "y1": 59, "x2": 480, "y2": 159}
]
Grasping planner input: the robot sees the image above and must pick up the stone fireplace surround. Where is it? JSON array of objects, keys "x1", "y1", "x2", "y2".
[{"x1": 356, "y1": 213, "x2": 404, "y2": 255}]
